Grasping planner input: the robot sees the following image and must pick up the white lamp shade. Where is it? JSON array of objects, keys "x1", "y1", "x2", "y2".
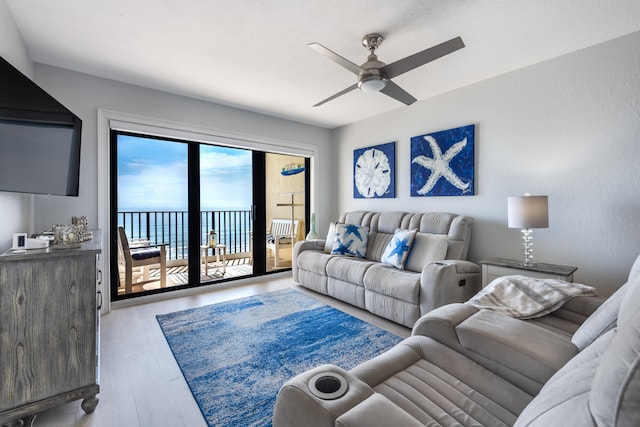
[{"x1": 508, "y1": 195, "x2": 549, "y2": 229}]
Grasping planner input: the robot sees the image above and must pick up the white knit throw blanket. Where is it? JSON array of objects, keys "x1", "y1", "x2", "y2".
[{"x1": 466, "y1": 275, "x2": 597, "y2": 319}]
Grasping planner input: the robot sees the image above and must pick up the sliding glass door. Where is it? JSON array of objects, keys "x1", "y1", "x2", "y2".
[
  {"x1": 112, "y1": 133, "x2": 189, "y2": 297},
  {"x1": 199, "y1": 145, "x2": 253, "y2": 282},
  {"x1": 110, "y1": 130, "x2": 309, "y2": 300}
]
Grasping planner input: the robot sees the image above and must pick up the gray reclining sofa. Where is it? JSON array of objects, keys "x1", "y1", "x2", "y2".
[
  {"x1": 293, "y1": 211, "x2": 481, "y2": 327},
  {"x1": 274, "y1": 254, "x2": 640, "y2": 426}
]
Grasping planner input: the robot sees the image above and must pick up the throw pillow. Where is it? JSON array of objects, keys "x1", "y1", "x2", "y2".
[
  {"x1": 380, "y1": 229, "x2": 417, "y2": 270},
  {"x1": 331, "y1": 223, "x2": 369, "y2": 258},
  {"x1": 323, "y1": 222, "x2": 337, "y2": 253},
  {"x1": 405, "y1": 233, "x2": 449, "y2": 272}
]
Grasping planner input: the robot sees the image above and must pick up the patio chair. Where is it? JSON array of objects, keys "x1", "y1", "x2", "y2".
[
  {"x1": 267, "y1": 219, "x2": 299, "y2": 268},
  {"x1": 117, "y1": 227, "x2": 167, "y2": 293}
]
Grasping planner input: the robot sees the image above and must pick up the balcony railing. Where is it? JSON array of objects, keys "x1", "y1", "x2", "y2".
[{"x1": 117, "y1": 209, "x2": 252, "y2": 261}]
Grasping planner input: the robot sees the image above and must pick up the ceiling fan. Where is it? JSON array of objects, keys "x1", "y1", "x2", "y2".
[{"x1": 309, "y1": 34, "x2": 465, "y2": 107}]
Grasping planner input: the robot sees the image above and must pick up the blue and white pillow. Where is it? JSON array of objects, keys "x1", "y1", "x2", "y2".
[
  {"x1": 331, "y1": 223, "x2": 369, "y2": 258},
  {"x1": 381, "y1": 229, "x2": 417, "y2": 270}
]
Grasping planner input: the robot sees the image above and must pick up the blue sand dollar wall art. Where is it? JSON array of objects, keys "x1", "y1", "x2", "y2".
[
  {"x1": 354, "y1": 141, "x2": 395, "y2": 198},
  {"x1": 410, "y1": 124, "x2": 475, "y2": 197}
]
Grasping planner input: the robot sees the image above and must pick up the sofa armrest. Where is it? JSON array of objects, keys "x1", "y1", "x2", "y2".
[
  {"x1": 293, "y1": 239, "x2": 326, "y2": 255},
  {"x1": 419, "y1": 260, "x2": 481, "y2": 314},
  {"x1": 273, "y1": 364, "x2": 374, "y2": 427},
  {"x1": 292, "y1": 240, "x2": 326, "y2": 282},
  {"x1": 411, "y1": 303, "x2": 479, "y2": 350},
  {"x1": 456, "y1": 310, "x2": 579, "y2": 384},
  {"x1": 413, "y1": 305, "x2": 579, "y2": 394}
]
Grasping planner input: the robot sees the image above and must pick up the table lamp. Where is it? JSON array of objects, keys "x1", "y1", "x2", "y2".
[{"x1": 508, "y1": 194, "x2": 548, "y2": 266}]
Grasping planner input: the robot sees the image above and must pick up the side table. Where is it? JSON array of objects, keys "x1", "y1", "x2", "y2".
[
  {"x1": 479, "y1": 257, "x2": 577, "y2": 288},
  {"x1": 200, "y1": 244, "x2": 227, "y2": 276}
]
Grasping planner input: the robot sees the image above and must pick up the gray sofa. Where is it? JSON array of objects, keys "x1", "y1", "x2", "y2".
[
  {"x1": 274, "y1": 255, "x2": 640, "y2": 426},
  {"x1": 293, "y1": 211, "x2": 481, "y2": 327}
]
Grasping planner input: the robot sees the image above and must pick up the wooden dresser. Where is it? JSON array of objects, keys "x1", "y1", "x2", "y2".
[{"x1": 0, "y1": 233, "x2": 101, "y2": 426}]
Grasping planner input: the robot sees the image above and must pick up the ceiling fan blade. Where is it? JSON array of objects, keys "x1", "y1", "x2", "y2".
[
  {"x1": 380, "y1": 80, "x2": 417, "y2": 105},
  {"x1": 308, "y1": 42, "x2": 363, "y2": 75},
  {"x1": 381, "y1": 36, "x2": 465, "y2": 79},
  {"x1": 313, "y1": 84, "x2": 359, "y2": 107}
]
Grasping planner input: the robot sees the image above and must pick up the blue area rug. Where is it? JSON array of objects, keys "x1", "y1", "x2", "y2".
[{"x1": 156, "y1": 288, "x2": 402, "y2": 427}]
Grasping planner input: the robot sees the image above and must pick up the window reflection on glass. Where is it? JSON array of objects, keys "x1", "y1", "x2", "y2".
[{"x1": 265, "y1": 153, "x2": 306, "y2": 272}]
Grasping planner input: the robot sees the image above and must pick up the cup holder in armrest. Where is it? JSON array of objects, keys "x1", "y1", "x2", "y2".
[{"x1": 308, "y1": 372, "x2": 348, "y2": 400}]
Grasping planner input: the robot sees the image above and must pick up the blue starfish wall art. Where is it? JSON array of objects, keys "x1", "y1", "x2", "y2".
[
  {"x1": 354, "y1": 141, "x2": 395, "y2": 199},
  {"x1": 410, "y1": 124, "x2": 475, "y2": 197}
]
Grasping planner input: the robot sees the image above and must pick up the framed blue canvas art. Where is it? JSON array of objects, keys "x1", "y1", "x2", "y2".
[
  {"x1": 410, "y1": 124, "x2": 475, "y2": 197},
  {"x1": 354, "y1": 141, "x2": 395, "y2": 199}
]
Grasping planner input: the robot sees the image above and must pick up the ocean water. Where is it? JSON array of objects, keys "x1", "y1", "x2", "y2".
[{"x1": 118, "y1": 209, "x2": 252, "y2": 260}]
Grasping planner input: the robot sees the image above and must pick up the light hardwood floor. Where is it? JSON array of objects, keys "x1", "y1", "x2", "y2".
[{"x1": 29, "y1": 273, "x2": 410, "y2": 427}]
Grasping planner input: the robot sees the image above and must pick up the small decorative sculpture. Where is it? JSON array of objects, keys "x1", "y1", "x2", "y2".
[
  {"x1": 52, "y1": 224, "x2": 81, "y2": 248},
  {"x1": 72, "y1": 215, "x2": 93, "y2": 241}
]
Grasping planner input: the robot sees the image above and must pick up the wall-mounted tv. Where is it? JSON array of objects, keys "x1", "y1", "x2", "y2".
[{"x1": 0, "y1": 56, "x2": 82, "y2": 196}]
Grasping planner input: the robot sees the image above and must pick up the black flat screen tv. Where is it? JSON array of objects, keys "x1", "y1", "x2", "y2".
[{"x1": 0, "y1": 56, "x2": 82, "y2": 196}]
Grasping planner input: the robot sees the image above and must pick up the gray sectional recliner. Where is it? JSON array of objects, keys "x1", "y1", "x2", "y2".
[
  {"x1": 274, "y1": 254, "x2": 640, "y2": 426},
  {"x1": 293, "y1": 211, "x2": 481, "y2": 327}
]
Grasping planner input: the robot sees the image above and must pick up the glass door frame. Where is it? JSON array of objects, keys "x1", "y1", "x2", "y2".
[{"x1": 109, "y1": 130, "x2": 311, "y2": 301}]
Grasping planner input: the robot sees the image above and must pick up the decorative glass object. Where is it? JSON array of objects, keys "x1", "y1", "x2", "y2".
[
  {"x1": 52, "y1": 224, "x2": 82, "y2": 249},
  {"x1": 306, "y1": 213, "x2": 319, "y2": 240},
  {"x1": 72, "y1": 215, "x2": 93, "y2": 241},
  {"x1": 209, "y1": 229, "x2": 217, "y2": 246}
]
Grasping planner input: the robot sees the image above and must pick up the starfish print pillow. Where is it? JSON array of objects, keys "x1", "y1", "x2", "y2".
[
  {"x1": 331, "y1": 223, "x2": 369, "y2": 258},
  {"x1": 381, "y1": 229, "x2": 418, "y2": 270}
]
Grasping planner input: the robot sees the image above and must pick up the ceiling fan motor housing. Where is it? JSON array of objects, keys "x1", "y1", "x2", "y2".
[
  {"x1": 358, "y1": 70, "x2": 387, "y2": 92},
  {"x1": 358, "y1": 51, "x2": 387, "y2": 92}
]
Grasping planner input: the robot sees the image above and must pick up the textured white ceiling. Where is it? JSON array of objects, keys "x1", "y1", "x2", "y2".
[{"x1": 6, "y1": 0, "x2": 640, "y2": 129}]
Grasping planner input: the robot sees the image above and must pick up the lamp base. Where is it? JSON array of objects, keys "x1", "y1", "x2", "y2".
[{"x1": 521, "y1": 228, "x2": 536, "y2": 267}]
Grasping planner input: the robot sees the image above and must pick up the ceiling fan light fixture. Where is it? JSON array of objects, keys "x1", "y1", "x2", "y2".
[
  {"x1": 310, "y1": 34, "x2": 464, "y2": 106},
  {"x1": 358, "y1": 75, "x2": 386, "y2": 92}
]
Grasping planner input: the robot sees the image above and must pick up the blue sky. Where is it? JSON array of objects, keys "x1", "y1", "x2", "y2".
[{"x1": 117, "y1": 135, "x2": 252, "y2": 211}]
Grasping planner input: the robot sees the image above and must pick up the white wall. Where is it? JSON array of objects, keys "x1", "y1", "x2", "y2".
[
  {"x1": 31, "y1": 65, "x2": 333, "y2": 230},
  {"x1": 334, "y1": 31, "x2": 640, "y2": 295},
  {"x1": 0, "y1": 0, "x2": 32, "y2": 76},
  {"x1": 0, "y1": 0, "x2": 34, "y2": 251}
]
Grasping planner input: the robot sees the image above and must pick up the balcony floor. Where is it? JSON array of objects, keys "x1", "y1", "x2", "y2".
[
  {"x1": 117, "y1": 257, "x2": 254, "y2": 295},
  {"x1": 117, "y1": 254, "x2": 290, "y2": 295}
]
